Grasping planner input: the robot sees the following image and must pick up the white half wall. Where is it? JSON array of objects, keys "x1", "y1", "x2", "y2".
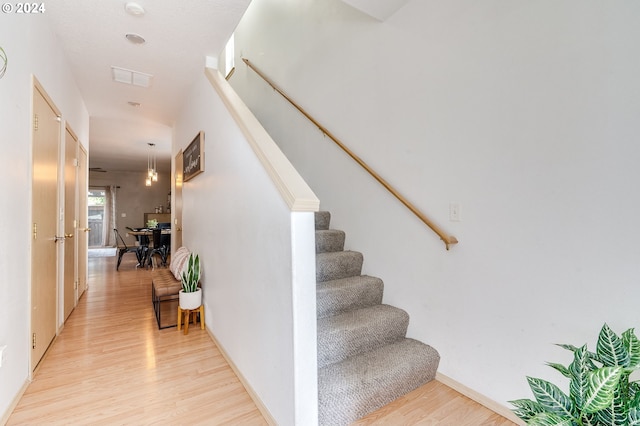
[
  {"x1": 230, "y1": 0, "x2": 640, "y2": 413},
  {"x1": 174, "y1": 70, "x2": 318, "y2": 425}
]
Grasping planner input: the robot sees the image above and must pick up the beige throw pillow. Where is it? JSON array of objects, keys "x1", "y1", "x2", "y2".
[{"x1": 170, "y1": 246, "x2": 190, "y2": 281}]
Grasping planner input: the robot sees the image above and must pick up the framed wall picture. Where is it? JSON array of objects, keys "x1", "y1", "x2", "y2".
[{"x1": 183, "y1": 131, "x2": 204, "y2": 182}]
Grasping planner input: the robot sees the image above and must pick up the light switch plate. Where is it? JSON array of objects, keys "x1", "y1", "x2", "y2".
[{"x1": 449, "y1": 203, "x2": 461, "y2": 222}]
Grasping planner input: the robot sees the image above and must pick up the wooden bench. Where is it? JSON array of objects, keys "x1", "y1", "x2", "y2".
[
  {"x1": 151, "y1": 246, "x2": 193, "y2": 329},
  {"x1": 151, "y1": 268, "x2": 182, "y2": 329}
]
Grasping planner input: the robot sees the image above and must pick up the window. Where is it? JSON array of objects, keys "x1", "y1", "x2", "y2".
[
  {"x1": 224, "y1": 33, "x2": 235, "y2": 79},
  {"x1": 88, "y1": 188, "x2": 106, "y2": 247}
]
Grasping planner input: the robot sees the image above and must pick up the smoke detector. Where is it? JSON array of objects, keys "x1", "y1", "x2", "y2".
[{"x1": 124, "y1": 2, "x2": 145, "y2": 16}]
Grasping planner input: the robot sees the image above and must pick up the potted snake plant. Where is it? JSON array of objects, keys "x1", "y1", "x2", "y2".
[
  {"x1": 179, "y1": 253, "x2": 201, "y2": 310},
  {"x1": 510, "y1": 323, "x2": 640, "y2": 425}
]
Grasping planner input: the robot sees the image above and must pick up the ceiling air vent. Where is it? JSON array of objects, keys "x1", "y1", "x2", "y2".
[{"x1": 111, "y1": 66, "x2": 153, "y2": 88}]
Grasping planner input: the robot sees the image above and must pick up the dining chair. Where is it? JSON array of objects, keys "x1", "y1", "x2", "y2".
[
  {"x1": 147, "y1": 228, "x2": 169, "y2": 268},
  {"x1": 114, "y1": 229, "x2": 144, "y2": 270}
]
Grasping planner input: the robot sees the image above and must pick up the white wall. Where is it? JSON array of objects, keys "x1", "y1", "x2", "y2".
[
  {"x1": 174, "y1": 70, "x2": 317, "y2": 425},
  {"x1": 230, "y1": 0, "x2": 640, "y2": 411},
  {"x1": 0, "y1": 13, "x2": 89, "y2": 420}
]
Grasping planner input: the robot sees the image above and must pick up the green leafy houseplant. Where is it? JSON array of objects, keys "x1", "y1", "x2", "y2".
[
  {"x1": 181, "y1": 253, "x2": 200, "y2": 293},
  {"x1": 510, "y1": 324, "x2": 640, "y2": 426}
]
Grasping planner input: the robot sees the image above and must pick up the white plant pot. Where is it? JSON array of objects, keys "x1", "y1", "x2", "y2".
[{"x1": 179, "y1": 288, "x2": 202, "y2": 310}]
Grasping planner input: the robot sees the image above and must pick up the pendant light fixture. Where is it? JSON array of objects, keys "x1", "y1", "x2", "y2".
[{"x1": 146, "y1": 143, "x2": 157, "y2": 186}]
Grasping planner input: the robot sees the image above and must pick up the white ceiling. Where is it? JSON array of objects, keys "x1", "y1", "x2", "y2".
[
  {"x1": 46, "y1": 0, "x2": 251, "y2": 173},
  {"x1": 341, "y1": 0, "x2": 409, "y2": 21}
]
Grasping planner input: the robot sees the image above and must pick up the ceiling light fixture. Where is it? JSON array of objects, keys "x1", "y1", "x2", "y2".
[
  {"x1": 125, "y1": 33, "x2": 146, "y2": 45},
  {"x1": 124, "y1": 2, "x2": 145, "y2": 16}
]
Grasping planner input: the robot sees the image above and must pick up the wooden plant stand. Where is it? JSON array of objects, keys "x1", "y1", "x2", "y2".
[{"x1": 177, "y1": 305, "x2": 205, "y2": 335}]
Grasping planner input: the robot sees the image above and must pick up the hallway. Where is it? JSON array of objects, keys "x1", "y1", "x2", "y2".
[{"x1": 7, "y1": 255, "x2": 267, "y2": 425}]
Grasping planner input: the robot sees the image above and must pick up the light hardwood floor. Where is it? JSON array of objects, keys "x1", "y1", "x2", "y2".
[
  {"x1": 7, "y1": 255, "x2": 517, "y2": 425},
  {"x1": 354, "y1": 381, "x2": 517, "y2": 425}
]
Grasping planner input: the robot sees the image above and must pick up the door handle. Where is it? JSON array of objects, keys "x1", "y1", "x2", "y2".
[
  {"x1": 65, "y1": 233, "x2": 74, "y2": 239},
  {"x1": 83, "y1": 228, "x2": 91, "y2": 232}
]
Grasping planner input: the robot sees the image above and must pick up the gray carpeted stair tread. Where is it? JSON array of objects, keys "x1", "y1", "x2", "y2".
[
  {"x1": 317, "y1": 275, "x2": 383, "y2": 319},
  {"x1": 318, "y1": 338, "x2": 440, "y2": 426},
  {"x1": 317, "y1": 304, "x2": 409, "y2": 368},
  {"x1": 316, "y1": 251, "x2": 363, "y2": 282},
  {"x1": 315, "y1": 211, "x2": 331, "y2": 230},
  {"x1": 316, "y1": 229, "x2": 346, "y2": 253},
  {"x1": 314, "y1": 210, "x2": 439, "y2": 424}
]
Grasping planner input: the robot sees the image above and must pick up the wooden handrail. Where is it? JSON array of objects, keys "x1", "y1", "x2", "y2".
[{"x1": 241, "y1": 58, "x2": 458, "y2": 250}]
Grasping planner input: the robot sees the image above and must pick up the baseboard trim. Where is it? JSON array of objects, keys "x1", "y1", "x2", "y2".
[
  {"x1": 1, "y1": 380, "x2": 30, "y2": 426},
  {"x1": 436, "y1": 373, "x2": 524, "y2": 425},
  {"x1": 205, "y1": 327, "x2": 277, "y2": 426}
]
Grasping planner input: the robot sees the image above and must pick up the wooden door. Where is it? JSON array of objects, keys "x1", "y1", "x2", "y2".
[
  {"x1": 31, "y1": 82, "x2": 60, "y2": 371},
  {"x1": 173, "y1": 151, "x2": 183, "y2": 250},
  {"x1": 63, "y1": 127, "x2": 77, "y2": 321},
  {"x1": 77, "y1": 146, "x2": 88, "y2": 297}
]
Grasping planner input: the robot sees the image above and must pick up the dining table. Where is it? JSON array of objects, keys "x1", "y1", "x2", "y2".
[{"x1": 128, "y1": 228, "x2": 172, "y2": 238}]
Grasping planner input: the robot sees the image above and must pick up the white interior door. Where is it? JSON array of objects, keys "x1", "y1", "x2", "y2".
[
  {"x1": 63, "y1": 126, "x2": 77, "y2": 321},
  {"x1": 77, "y1": 146, "x2": 88, "y2": 297}
]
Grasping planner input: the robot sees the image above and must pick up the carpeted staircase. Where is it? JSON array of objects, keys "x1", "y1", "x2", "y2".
[{"x1": 315, "y1": 211, "x2": 440, "y2": 425}]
